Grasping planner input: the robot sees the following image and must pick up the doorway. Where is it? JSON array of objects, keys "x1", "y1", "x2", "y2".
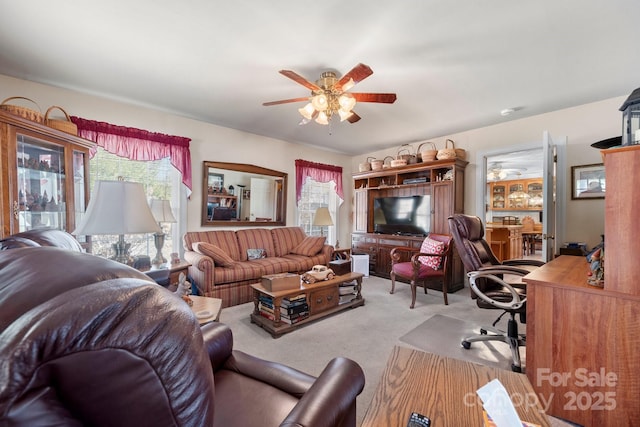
[
  {"x1": 484, "y1": 147, "x2": 544, "y2": 262},
  {"x1": 476, "y1": 135, "x2": 566, "y2": 262}
]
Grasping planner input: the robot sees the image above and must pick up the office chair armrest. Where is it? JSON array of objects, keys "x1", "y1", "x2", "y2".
[
  {"x1": 503, "y1": 259, "x2": 545, "y2": 267},
  {"x1": 468, "y1": 269, "x2": 526, "y2": 311},
  {"x1": 477, "y1": 265, "x2": 532, "y2": 276}
]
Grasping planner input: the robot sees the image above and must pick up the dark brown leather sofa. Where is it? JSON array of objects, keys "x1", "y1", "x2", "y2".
[{"x1": 0, "y1": 232, "x2": 365, "y2": 426}]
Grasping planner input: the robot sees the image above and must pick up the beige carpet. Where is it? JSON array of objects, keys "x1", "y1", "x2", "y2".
[
  {"x1": 218, "y1": 275, "x2": 521, "y2": 426},
  {"x1": 399, "y1": 313, "x2": 526, "y2": 372}
]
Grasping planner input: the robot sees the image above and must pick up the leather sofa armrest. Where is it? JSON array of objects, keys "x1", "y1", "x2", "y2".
[
  {"x1": 222, "y1": 350, "x2": 317, "y2": 397},
  {"x1": 280, "y1": 357, "x2": 365, "y2": 427},
  {"x1": 201, "y1": 322, "x2": 233, "y2": 371}
]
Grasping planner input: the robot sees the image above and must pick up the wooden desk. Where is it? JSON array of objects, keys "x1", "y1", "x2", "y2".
[
  {"x1": 361, "y1": 346, "x2": 550, "y2": 427},
  {"x1": 524, "y1": 256, "x2": 640, "y2": 426}
]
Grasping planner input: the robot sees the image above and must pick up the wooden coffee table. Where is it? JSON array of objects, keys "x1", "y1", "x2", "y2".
[{"x1": 250, "y1": 272, "x2": 365, "y2": 337}]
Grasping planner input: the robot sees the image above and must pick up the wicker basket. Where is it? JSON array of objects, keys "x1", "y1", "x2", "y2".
[
  {"x1": 436, "y1": 139, "x2": 457, "y2": 160},
  {"x1": 0, "y1": 96, "x2": 44, "y2": 123},
  {"x1": 382, "y1": 156, "x2": 394, "y2": 169},
  {"x1": 359, "y1": 156, "x2": 374, "y2": 172},
  {"x1": 370, "y1": 158, "x2": 384, "y2": 170},
  {"x1": 396, "y1": 145, "x2": 418, "y2": 164},
  {"x1": 45, "y1": 106, "x2": 77, "y2": 135},
  {"x1": 417, "y1": 142, "x2": 438, "y2": 162}
]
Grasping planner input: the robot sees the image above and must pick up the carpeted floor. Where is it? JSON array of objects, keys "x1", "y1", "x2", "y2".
[{"x1": 218, "y1": 275, "x2": 523, "y2": 426}]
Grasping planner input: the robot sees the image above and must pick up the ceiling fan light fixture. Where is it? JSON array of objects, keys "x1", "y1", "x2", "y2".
[
  {"x1": 298, "y1": 102, "x2": 316, "y2": 120},
  {"x1": 338, "y1": 108, "x2": 353, "y2": 122},
  {"x1": 315, "y1": 111, "x2": 329, "y2": 125},
  {"x1": 338, "y1": 93, "x2": 356, "y2": 111},
  {"x1": 311, "y1": 94, "x2": 328, "y2": 111}
]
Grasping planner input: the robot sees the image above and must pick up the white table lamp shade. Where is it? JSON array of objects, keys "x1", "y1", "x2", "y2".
[
  {"x1": 73, "y1": 180, "x2": 161, "y2": 235},
  {"x1": 150, "y1": 199, "x2": 177, "y2": 223},
  {"x1": 313, "y1": 207, "x2": 334, "y2": 227}
]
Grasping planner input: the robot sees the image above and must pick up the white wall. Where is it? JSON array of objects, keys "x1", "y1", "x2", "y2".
[
  {"x1": 354, "y1": 97, "x2": 623, "y2": 249},
  {"x1": 0, "y1": 74, "x2": 354, "y2": 247},
  {"x1": 2, "y1": 73, "x2": 621, "y2": 250}
]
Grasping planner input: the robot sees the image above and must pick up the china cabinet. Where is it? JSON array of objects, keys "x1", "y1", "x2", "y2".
[
  {"x1": 489, "y1": 178, "x2": 543, "y2": 211},
  {"x1": 0, "y1": 110, "x2": 94, "y2": 239}
]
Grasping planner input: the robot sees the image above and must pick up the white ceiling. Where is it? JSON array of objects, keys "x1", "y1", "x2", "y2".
[{"x1": 0, "y1": 1, "x2": 637, "y2": 156}]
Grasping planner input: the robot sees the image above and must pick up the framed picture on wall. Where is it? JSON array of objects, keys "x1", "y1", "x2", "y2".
[{"x1": 571, "y1": 163, "x2": 605, "y2": 199}]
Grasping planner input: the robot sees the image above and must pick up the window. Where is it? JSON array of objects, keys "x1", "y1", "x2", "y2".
[
  {"x1": 88, "y1": 147, "x2": 181, "y2": 260},
  {"x1": 297, "y1": 177, "x2": 342, "y2": 245}
]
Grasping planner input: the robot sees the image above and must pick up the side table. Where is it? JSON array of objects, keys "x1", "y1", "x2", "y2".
[
  {"x1": 189, "y1": 295, "x2": 222, "y2": 325},
  {"x1": 145, "y1": 260, "x2": 191, "y2": 288}
]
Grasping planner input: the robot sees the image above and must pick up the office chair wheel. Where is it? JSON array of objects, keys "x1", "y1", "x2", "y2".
[
  {"x1": 511, "y1": 364, "x2": 522, "y2": 373},
  {"x1": 462, "y1": 340, "x2": 471, "y2": 349},
  {"x1": 480, "y1": 328, "x2": 487, "y2": 335}
]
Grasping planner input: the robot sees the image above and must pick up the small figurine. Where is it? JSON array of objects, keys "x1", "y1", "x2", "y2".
[
  {"x1": 175, "y1": 272, "x2": 193, "y2": 306},
  {"x1": 587, "y1": 248, "x2": 604, "y2": 288}
]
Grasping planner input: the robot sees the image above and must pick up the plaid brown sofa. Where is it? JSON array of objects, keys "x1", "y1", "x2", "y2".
[{"x1": 183, "y1": 227, "x2": 333, "y2": 308}]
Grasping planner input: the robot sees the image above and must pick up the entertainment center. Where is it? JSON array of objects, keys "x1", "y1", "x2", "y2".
[{"x1": 351, "y1": 158, "x2": 467, "y2": 291}]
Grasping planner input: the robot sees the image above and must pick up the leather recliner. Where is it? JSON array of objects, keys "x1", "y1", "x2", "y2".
[{"x1": 0, "y1": 245, "x2": 365, "y2": 426}]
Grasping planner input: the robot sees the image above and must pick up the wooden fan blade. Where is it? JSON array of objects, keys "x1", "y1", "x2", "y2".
[
  {"x1": 335, "y1": 63, "x2": 373, "y2": 90},
  {"x1": 262, "y1": 97, "x2": 310, "y2": 106},
  {"x1": 279, "y1": 70, "x2": 321, "y2": 91},
  {"x1": 351, "y1": 93, "x2": 397, "y2": 103},
  {"x1": 347, "y1": 112, "x2": 361, "y2": 123}
]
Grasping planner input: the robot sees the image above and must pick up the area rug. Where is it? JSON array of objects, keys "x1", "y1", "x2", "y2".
[{"x1": 399, "y1": 314, "x2": 526, "y2": 372}]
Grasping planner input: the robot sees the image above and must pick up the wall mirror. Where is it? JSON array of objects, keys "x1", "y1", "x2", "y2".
[{"x1": 202, "y1": 161, "x2": 287, "y2": 227}]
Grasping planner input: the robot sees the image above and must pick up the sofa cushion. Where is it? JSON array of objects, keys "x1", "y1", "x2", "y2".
[
  {"x1": 283, "y1": 253, "x2": 328, "y2": 272},
  {"x1": 213, "y1": 261, "x2": 266, "y2": 285},
  {"x1": 236, "y1": 229, "x2": 276, "y2": 261},
  {"x1": 184, "y1": 230, "x2": 241, "y2": 261},
  {"x1": 290, "y1": 236, "x2": 326, "y2": 256},
  {"x1": 271, "y1": 227, "x2": 306, "y2": 257},
  {"x1": 193, "y1": 242, "x2": 236, "y2": 267}
]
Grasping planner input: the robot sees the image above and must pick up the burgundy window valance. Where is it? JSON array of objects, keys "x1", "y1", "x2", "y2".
[
  {"x1": 295, "y1": 159, "x2": 344, "y2": 205},
  {"x1": 70, "y1": 116, "x2": 192, "y2": 192}
]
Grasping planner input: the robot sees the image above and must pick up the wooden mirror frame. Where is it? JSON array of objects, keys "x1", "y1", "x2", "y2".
[{"x1": 202, "y1": 161, "x2": 287, "y2": 227}]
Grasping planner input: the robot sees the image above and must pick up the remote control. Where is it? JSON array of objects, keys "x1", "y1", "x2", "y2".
[{"x1": 407, "y1": 412, "x2": 431, "y2": 427}]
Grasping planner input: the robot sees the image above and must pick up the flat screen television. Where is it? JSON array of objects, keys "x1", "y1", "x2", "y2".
[{"x1": 373, "y1": 195, "x2": 431, "y2": 236}]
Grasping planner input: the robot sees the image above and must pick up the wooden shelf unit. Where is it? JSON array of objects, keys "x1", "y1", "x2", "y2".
[{"x1": 351, "y1": 158, "x2": 467, "y2": 289}]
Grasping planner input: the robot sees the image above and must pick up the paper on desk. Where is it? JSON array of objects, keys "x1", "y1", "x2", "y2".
[{"x1": 477, "y1": 379, "x2": 522, "y2": 427}]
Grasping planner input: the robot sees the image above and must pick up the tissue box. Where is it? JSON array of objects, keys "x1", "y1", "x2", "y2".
[{"x1": 261, "y1": 273, "x2": 301, "y2": 291}]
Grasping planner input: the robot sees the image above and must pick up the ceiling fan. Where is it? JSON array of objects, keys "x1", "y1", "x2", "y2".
[
  {"x1": 487, "y1": 163, "x2": 527, "y2": 181},
  {"x1": 263, "y1": 63, "x2": 397, "y2": 125}
]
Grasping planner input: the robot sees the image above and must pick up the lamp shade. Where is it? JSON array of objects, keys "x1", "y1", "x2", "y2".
[
  {"x1": 73, "y1": 180, "x2": 161, "y2": 235},
  {"x1": 150, "y1": 199, "x2": 177, "y2": 223},
  {"x1": 313, "y1": 207, "x2": 334, "y2": 227}
]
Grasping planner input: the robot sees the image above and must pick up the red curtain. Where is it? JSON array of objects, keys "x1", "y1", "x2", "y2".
[
  {"x1": 70, "y1": 116, "x2": 192, "y2": 192},
  {"x1": 295, "y1": 159, "x2": 344, "y2": 205}
]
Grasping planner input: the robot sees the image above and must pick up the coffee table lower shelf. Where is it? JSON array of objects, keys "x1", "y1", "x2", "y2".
[{"x1": 250, "y1": 272, "x2": 365, "y2": 338}]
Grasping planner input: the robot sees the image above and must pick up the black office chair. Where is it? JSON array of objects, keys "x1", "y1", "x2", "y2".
[{"x1": 448, "y1": 214, "x2": 545, "y2": 372}]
